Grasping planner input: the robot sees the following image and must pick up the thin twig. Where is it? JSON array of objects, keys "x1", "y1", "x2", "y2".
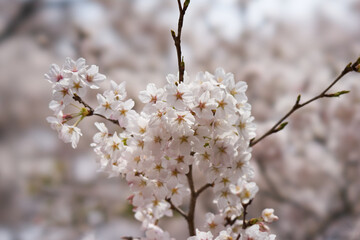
[
  {"x1": 171, "y1": 0, "x2": 190, "y2": 83},
  {"x1": 72, "y1": 94, "x2": 120, "y2": 126},
  {"x1": 250, "y1": 58, "x2": 360, "y2": 147},
  {"x1": 195, "y1": 182, "x2": 214, "y2": 197},
  {"x1": 166, "y1": 198, "x2": 188, "y2": 220},
  {"x1": 72, "y1": 94, "x2": 93, "y2": 110}
]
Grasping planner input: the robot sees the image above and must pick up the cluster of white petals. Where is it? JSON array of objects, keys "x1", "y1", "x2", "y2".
[
  {"x1": 46, "y1": 57, "x2": 106, "y2": 148},
  {"x1": 45, "y1": 58, "x2": 277, "y2": 239}
]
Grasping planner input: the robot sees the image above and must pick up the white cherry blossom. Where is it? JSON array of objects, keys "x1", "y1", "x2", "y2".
[{"x1": 45, "y1": 58, "x2": 278, "y2": 239}]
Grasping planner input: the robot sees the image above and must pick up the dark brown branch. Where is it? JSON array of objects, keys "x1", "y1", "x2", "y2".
[
  {"x1": 186, "y1": 164, "x2": 196, "y2": 236},
  {"x1": 242, "y1": 200, "x2": 252, "y2": 229},
  {"x1": 171, "y1": 0, "x2": 190, "y2": 83},
  {"x1": 195, "y1": 182, "x2": 214, "y2": 197},
  {"x1": 72, "y1": 94, "x2": 93, "y2": 110},
  {"x1": 72, "y1": 94, "x2": 120, "y2": 126},
  {"x1": 166, "y1": 198, "x2": 188, "y2": 220},
  {"x1": 250, "y1": 58, "x2": 360, "y2": 147}
]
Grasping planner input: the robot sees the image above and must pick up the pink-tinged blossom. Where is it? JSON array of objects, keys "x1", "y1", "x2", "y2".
[
  {"x1": 83, "y1": 65, "x2": 106, "y2": 89},
  {"x1": 45, "y1": 64, "x2": 64, "y2": 84},
  {"x1": 63, "y1": 57, "x2": 87, "y2": 75}
]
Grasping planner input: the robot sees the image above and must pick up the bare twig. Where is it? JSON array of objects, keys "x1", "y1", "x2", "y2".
[
  {"x1": 171, "y1": 0, "x2": 190, "y2": 83},
  {"x1": 250, "y1": 58, "x2": 360, "y2": 147}
]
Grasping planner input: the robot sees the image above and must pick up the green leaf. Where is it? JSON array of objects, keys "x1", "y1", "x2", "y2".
[
  {"x1": 276, "y1": 122, "x2": 288, "y2": 132},
  {"x1": 184, "y1": 0, "x2": 190, "y2": 8},
  {"x1": 325, "y1": 90, "x2": 350, "y2": 97},
  {"x1": 248, "y1": 218, "x2": 261, "y2": 226},
  {"x1": 171, "y1": 30, "x2": 176, "y2": 38}
]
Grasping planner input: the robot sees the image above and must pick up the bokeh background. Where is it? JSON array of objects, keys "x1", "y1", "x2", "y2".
[{"x1": 1, "y1": 0, "x2": 360, "y2": 239}]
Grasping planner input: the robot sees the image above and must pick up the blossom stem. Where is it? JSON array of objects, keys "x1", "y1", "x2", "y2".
[
  {"x1": 171, "y1": 0, "x2": 190, "y2": 83},
  {"x1": 73, "y1": 116, "x2": 83, "y2": 127},
  {"x1": 250, "y1": 58, "x2": 360, "y2": 147}
]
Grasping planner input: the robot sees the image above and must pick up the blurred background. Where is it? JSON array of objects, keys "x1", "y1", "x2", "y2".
[{"x1": 1, "y1": 0, "x2": 360, "y2": 239}]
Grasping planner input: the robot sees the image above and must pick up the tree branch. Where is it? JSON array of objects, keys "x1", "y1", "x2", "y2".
[
  {"x1": 171, "y1": 0, "x2": 190, "y2": 83},
  {"x1": 242, "y1": 200, "x2": 252, "y2": 229},
  {"x1": 250, "y1": 58, "x2": 360, "y2": 147},
  {"x1": 186, "y1": 164, "x2": 196, "y2": 236}
]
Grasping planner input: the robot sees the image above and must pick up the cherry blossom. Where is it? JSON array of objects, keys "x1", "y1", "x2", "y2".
[{"x1": 45, "y1": 57, "x2": 277, "y2": 239}]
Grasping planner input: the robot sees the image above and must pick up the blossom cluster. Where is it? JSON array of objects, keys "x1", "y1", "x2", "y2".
[{"x1": 45, "y1": 58, "x2": 277, "y2": 239}]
